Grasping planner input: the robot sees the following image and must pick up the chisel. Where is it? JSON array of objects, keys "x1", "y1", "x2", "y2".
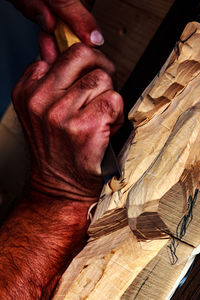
[{"x1": 54, "y1": 20, "x2": 121, "y2": 182}]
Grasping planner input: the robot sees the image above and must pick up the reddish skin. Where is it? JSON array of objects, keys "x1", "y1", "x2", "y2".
[
  {"x1": 0, "y1": 44, "x2": 124, "y2": 299},
  {"x1": 9, "y1": 0, "x2": 101, "y2": 46}
]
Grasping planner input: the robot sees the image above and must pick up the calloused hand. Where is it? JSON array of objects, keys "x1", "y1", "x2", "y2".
[
  {"x1": 12, "y1": 43, "x2": 124, "y2": 202},
  {"x1": 10, "y1": 0, "x2": 104, "y2": 46}
]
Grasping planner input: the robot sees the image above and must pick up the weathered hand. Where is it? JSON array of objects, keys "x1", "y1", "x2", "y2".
[
  {"x1": 12, "y1": 44, "x2": 124, "y2": 201},
  {"x1": 10, "y1": 0, "x2": 103, "y2": 46}
]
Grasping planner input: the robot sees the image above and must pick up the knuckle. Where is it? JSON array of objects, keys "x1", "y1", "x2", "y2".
[
  {"x1": 98, "y1": 98, "x2": 114, "y2": 116},
  {"x1": 108, "y1": 91, "x2": 123, "y2": 107},
  {"x1": 111, "y1": 91, "x2": 123, "y2": 104},
  {"x1": 94, "y1": 69, "x2": 112, "y2": 86},
  {"x1": 111, "y1": 92, "x2": 124, "y2": 116},
  {"x1": 65, "y1": 117, "x2": 81, "y2": 136},
  {"x1": 27, "y1": 61, "x2": 49, "y2": 81},
  {"x1": 47, "y1": 107, "x2": 61, "y2": 127},
  {"x1": 71, "y1": 43, "x2": 93, "y2": 59},
  {"x1": 79, "y1": 73, "x2": 98, "y2": 90},
  {"x1": 27, "y1": 86, "x2": 46, "y2": 117},
  {"x1": 12, "y1": 61, "x2": 48, "y2": 110},
  {"x1": 28, "y1": 94, "x2": 43, "y2": 117},
  {"x1": 101, "y1": 91, "x2": 123, "y2": 117},
  {"x1": 23, "y1": 61, "x2": 48, "y2": 83}
]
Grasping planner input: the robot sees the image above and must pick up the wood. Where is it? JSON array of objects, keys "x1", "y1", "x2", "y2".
[
  {"x1": 1, "y1": 1, "x2": 199, "y2": 297},
  {"x1": 93, "y1": 0, "x2": 174, "y2": 89},
  {"x1": 53, "y1": 226, "x2": 169, "y2": 299},
  {"x1": 114, "y1": 0, "x2": 200, "y2": 154},
  {"x1": 53, "y1": 22, "x2": 200, "y2": 299},
  {"x1": 90, "y1": 21, "x2": 200, "y2": 241},
  {"x1": 53, "y1": 200, "x2": 200, "y2": 299}
]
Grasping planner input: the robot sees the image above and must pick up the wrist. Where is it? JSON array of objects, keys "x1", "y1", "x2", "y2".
[
  {"x1": 0, "y1": 178, "x2": 95, "y2": 299},
  {"x1": 31, "y1": 165, "x2": 103, "y2": 203}
]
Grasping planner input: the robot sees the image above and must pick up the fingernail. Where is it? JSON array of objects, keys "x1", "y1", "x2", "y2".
[{"x1": 90, "y1": 30, "x2": 104, "y2": 46}]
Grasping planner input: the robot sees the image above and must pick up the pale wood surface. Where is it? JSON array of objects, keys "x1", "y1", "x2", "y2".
[
  {"x1": 1, "y1": 1, "x2": 189, "y2": 298},
  {"x1": 53, "y1": 225, "x2": 197, "y2": 299},
  {"x1": 53, "y1": 226, "x2": 169, "y2": 300},
  {"x1": 53, "y1": 22, "x2": 200, "y2": 299},
  {"x1": 90, "y1": 22, "x2": 200, "y2": 241}
]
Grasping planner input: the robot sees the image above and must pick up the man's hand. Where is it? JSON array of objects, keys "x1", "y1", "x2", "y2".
[
  {"x1": 0, "y1": 45, "x2": 123, "y2": 299},
  {"x1": 13, "y1": 43, "x2": 124, "y2": 201},
  {"x1": 10, "y1": 0, "x2": 104, "y2": 46}
]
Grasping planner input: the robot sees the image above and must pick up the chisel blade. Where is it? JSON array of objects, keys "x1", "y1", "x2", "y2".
[{"x1": 101, "y1": 142, "x2": 121, "y2": 182}]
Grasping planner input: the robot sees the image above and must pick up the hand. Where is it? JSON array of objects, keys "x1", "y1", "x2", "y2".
[
  {"x1": 10, "y1": 0, "x2": 104, "y2": 46},
  {"x1": 12, "y1": 43, "x2": 124, "y2": 202}
]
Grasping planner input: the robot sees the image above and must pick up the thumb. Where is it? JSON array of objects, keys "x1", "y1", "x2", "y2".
[{"x1": 46, "y1": 0, "x2": 104, "y2": 46}]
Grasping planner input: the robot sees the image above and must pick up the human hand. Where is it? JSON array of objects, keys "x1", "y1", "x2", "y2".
[
  {"x1": 12, "y1": 44, "x2": 124, "y2": 202},
  {"x1": 10, "y1": 0, "x2": 104, "y2": 46}
]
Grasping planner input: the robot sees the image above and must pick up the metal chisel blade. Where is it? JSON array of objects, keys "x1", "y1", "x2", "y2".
[{"x1": 101, "y1": 142, "x2": 121, "y2": 182}]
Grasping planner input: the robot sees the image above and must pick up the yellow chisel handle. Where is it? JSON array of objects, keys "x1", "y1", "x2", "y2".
[{"x1": 54, "y1": 20, "x2": 80, "y2": 52}]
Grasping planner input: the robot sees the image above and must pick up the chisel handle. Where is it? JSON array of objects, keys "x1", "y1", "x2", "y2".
[{"x1": 54, "y1": 20, "x2": 80, "y2": 52}]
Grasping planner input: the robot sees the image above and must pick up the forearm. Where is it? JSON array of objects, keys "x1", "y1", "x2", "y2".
[
  {"x1": 5, "y1": 39, "x2": 123, "y2": 300},
  {"x1": 0, "y1": 188, "x2": 95, "y2": 300}
]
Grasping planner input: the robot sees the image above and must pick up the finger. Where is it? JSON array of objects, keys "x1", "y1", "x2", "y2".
[
  {"x1": 39, "y1": 31, "x2": 59, "y2": 65},
  {"x1": 45, "y1": 0, "x2": 104, "y2": 46},
  {"x1": 12, "y1": 61, "x2": 50, "y2": 116},
  {"x1": 62, "y1": 90, "x2": 124, "y2": 174},
  {"x1": 45, "y1": 69, "x2": 113, "y2": 122},
  {"x1": 49, "y1": 43, "x2": 115, "y2": 91},
  {"x1": 18, "y1": 45, "x2": 115, "y2": 119},
  {"x1": 82, "y1": 90, "x2": 124, "y2": 138},
  {"x1": 11, "y1": 0, "x2": 56, "y2": 32}
]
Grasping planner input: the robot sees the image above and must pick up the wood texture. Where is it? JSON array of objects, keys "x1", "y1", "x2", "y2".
[
  {"x1": 53, "y1": 226, "x2": 169, "y2": 299},
  {"x1": 90, "y1": 21, "x2": 200, "y2": 241},
  {"x1": 93, "y1": 0, "x2": 174, "y2": 89},
  {"x1": 53, "y1": 22, "x2": 200, "y2": 299}
]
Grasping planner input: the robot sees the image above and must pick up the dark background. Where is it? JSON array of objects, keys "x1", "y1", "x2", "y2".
[{"x1": 0, "y1": 1, "x2": 39, "y2": 118}]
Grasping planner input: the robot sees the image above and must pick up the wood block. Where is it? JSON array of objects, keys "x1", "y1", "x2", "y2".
[
  {"x1": 89, "y1": 22, "x2": 200, "y2": 242},
  {"x1": 53, "y1": 227, "x2": 197, "y2": 299},
  {"x1": 53, "y1": 226, "x2": 169, "y2": 299},
  {"x1": 53, "y1": 22, "x2": 200, "y2": 299}
]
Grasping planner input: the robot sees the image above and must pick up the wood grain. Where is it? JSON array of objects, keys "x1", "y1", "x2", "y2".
[
  {"x1": 53, "y1": 22, "x2": 200, "y2": 299},
  {"x1": 93, "y1": 0, "x2": 174, "y2": 89}
]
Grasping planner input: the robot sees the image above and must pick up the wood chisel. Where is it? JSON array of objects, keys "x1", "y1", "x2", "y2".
[{"x1": 54, "y1": 20, "x2": 121, "y2": 182}]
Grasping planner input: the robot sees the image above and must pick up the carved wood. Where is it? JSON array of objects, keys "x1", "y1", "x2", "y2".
[{"x1": 53, "y1": 22, "x2": 200, "y2": 299}]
